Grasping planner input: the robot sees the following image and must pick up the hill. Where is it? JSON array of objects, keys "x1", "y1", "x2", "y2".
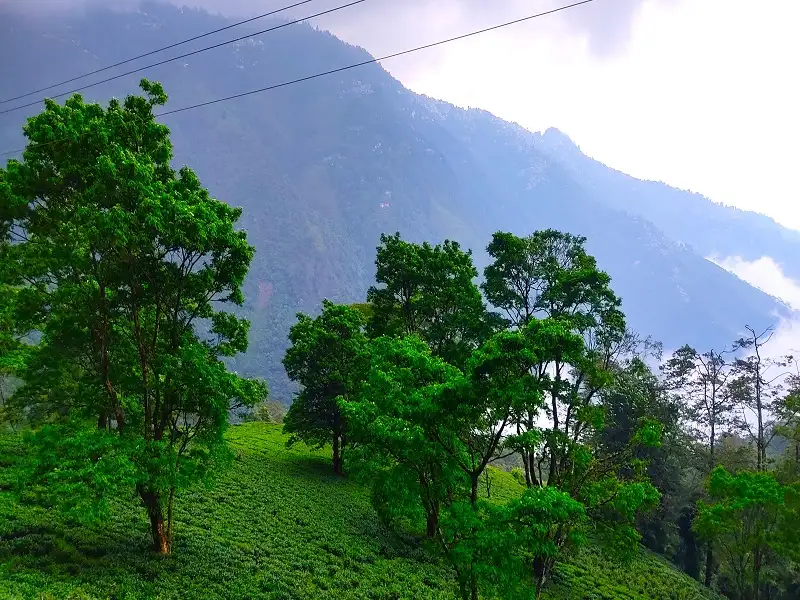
[
  {"x1": 0, "y1": 423, "x2": 723, "y2": 600},
  {"x1": 0, "y1": 1, "x2": 793, "y2": 402}
]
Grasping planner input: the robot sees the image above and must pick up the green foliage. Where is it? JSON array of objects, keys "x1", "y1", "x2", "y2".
[
  {"x1": 19, "y1": 424, "x2": 140, "y2": 524},
  {"x1": 598, "y1": 358, "x2": 691, "y2": 558},
  {"x1": 0, "y1": 81, "x2": 265, "y2": 553},
  {"x1": 455, "y1": 486, "x2": 587, "y2": 599},
  {"x1": 341, "y1": 231, "x2": 668, "y2": 597},
  {"x1": 695, "y1": 467, "x2": 792, "y2": 599},
  {"x1": 0, "y1": 424, "x2": 715, "y2": 599},
  {"x1": 482, "y1": 229, "x2": 623, "y2": 334},
  {"x1": 482, "y1": 229, "x2": 630, "y2": 494},
  {"x1": 345, "y1": 320, "x2": 662, "y2": 597},
  {"x1": 342, "y1": 335, "x2": 464, "y2": 536},
  {"x1": 282, "y1": 300, "x2": 369, "y2": 473},
  {"x1": 366, "y1": 232, "x2": 498, "y2": 368}
]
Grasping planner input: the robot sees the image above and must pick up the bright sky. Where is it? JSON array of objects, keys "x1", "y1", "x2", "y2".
[{"x1": 323, "y1": 0, "x2": 800, "y2": 232}]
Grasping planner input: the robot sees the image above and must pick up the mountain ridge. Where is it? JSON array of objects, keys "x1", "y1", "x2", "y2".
[
  {"x1": 532, "y1": 127, "x2": 800, "y2": 280},
  {"x1": 0, "y1": 1, "x2": 793, "y2": 399}
]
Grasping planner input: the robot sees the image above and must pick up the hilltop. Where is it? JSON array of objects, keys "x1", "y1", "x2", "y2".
[{"x1": 0, "y1": 423, "x2": 722, "y2": 600}]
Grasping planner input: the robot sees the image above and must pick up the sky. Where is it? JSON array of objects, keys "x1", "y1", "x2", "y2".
[
  {"x1": 2, "y1": 0, "x2": 798, "y2": 230},
  {"x1": 312, "y1": 0, "x2": 800, "y2": 232}
]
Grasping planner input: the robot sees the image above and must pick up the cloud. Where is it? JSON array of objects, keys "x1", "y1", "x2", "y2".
[
  {"x1": 710, "y1": 255, "x2": 800, "y2": 361},
  {"x1": 709, "y1": 255, "x2": 800, "y2": 312}
]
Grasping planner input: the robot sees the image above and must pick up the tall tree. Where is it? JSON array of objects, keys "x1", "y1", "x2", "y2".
[
  {"x1": 342, "y1": 335, "x2": 464, "y2": 538},
  {"x1": 661, "y1": 344, "x2": 735, "y2": 585},
  {"x1": 345, "y1": 319, "x2": 661, "y2": 599},
  {"x1": 776, "y1": 371, "x2": 800, "y2": 480},
  {"x1": 729, "y1": 326, "x2": 794, "y2": 472},
  {"x1": 599, "y1": 357, "x2": 690, "y2": 557},
  {"x1": 0, "y1": 81, "x2": 265, "y2": 553},
  {"x1": 481, "y1": 229, "x2": 629, "y2": 489},
  {"x1": 662, "y1": 345, "x2": 734, "y2": 473},
  {"x1": 282, "y1": 300, "x2": 369, "y2": 474}
]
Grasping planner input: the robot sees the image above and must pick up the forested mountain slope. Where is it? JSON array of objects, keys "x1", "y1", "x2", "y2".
[{"x1": 0, "y1": 2, "x2": 790, "y2": 399}]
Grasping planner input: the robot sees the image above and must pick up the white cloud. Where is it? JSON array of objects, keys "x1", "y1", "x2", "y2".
[
  {"x1": 710, "y1": 254, "x2": 800, "y2": 360},
  {"x1": 710, "y1": 255, "x2": 800, "y2": 312}
]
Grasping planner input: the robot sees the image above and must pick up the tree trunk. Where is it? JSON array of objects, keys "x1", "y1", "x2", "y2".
[
  {"x1": 139, "y1": 487, "x2": 170, "y2": 554},
  {"x1": 521, "y1": 448, "x2": 532, "y2": 487},
  {"x1": 753, "y1": 549, "x2": 762, "y2": 600},
  {"x1": 534, "y1": 556, "x2": 553, "y2": 599},
  {"x1": 470, "y1": 474, "x2": 479, "y2": 507},
  {"x1": 704, "y1": 543, "x2": 714, "y2": 587},
  {"x1": 795, "y1": 442, "x2": 799, "y2": 470},
  {"x1": 425, "y1": 499, "x2": 440, "y2": 539},
  {"x1": 166, "y1": 486, "x2": 175, "y2": 548},
  {"x1": 709, "y1": 423, "x2": 716, "y2": 472},
  {"x1": 332, "y1": 434, "x2": 343, "y2": 475}
]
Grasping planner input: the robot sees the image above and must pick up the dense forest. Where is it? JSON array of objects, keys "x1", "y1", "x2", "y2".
[{"x1": 1, "y1": 81, "x2": 799, "y2": 599}]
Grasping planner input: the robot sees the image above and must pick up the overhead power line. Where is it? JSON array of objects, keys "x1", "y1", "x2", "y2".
[
  {"x1": 158, "y1": 0, "x2": 596, "y2": 117},
  {"x1": 0, "y1": 0, "x2": 323, "y2": 106},
  {"x1": 0, "y1": 0, "x2": 596, "y2": 158},
  {"x1": 0, "y1": 0, "x2": 370, "y2": 115}
]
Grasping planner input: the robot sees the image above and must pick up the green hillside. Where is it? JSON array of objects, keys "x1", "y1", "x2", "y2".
[{"x1": 0, "y1": 424, "x2": 721, "y2": 600}]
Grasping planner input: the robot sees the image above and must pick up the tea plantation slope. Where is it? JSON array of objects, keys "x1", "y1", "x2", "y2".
[{"x1": 0, "y1": 424, "x2": 720, "y2": 600}]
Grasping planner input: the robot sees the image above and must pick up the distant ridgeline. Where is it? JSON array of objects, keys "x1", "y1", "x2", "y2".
[{"x1": 0, "y1": 1, "x2": 795, "y2": 401}]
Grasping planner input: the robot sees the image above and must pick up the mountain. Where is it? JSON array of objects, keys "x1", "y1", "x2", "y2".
[{"x1": 0, "y1": 2, "x2": 793, "y2": 399}]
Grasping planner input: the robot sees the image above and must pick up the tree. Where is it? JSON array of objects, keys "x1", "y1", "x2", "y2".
[
  {"x1": 0, "y1": 197, "x2": 31, "y2": 425},
  {"x1": 599, "y1": 357, "x2": 691, "y2": 558},
  {"x1": 481, "y1": 229, "x2": 629, "y2": 490},
  {"x1": 367, "y1": 232, "x2": 499, "y2": 368},
  {"x1": 282, "y1": 300, "x2": 369, "y2": 474},
  {"x1": 662, "y1": 345, "x2": 734, "y2": 473},
  {"x1": 342, "y1": 335, "x2": 464, "y2": 538},
  {"x1": 439, "y1": 487, "x2": 587, "y2": 600},
  {"x1": 729, "y1": 326, "x2": 794, "y2": 472},
  {"x1": 776, "y1": 372, "x2": 800, "y2": 481},
  {"x1": 0, "y1": 80, "x2": 265, "y2": 553},
  {"x1": 344, "y1": 319, "x2": 661, "y2": 598},
  {"x1": 661, "y1": 344, "x2": 735, "y2": 585},
  {"x1": 0, "y1": 285, "x2": 27, "y2": 424},
  {"x1": 248, "y1": 398, "x2": 287, "y2": 424},
  {"x1": 695, "y1": 467, "x2": 789, "y2": 600}
]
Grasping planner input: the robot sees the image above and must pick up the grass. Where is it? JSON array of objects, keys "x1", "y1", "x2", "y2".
[
  {"x1": 0, "y1": 423, "x2": 720, "y2": 599},
  {"x1": 548, "y1": 545, "x2": 720, "y2": 600}
]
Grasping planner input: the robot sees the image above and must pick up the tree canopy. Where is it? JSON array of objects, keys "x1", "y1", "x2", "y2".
[
  {"x1": 0, "y1": 80, "x2": 265, "y2": 553},
  {"x1": 282, "y1": 299, "x2": 369, "y2": 474}
]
